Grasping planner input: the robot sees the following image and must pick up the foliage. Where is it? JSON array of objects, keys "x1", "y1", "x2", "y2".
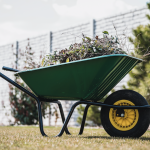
[
  {"x1": 41, "y1": 32, "x2": 127, "y2": 67},
  {"x1": 125, "y1": 2, "x2": 150, "y2": 104},
  {"x1": 77, "y1": 96, "x2": 107, "y2": 126},
  {"x1": 9, "y1": 42, "x2": 50, "y2": 125},
  {"x1": 77, "y1": 105, "x2": 101, "y2": 126}
]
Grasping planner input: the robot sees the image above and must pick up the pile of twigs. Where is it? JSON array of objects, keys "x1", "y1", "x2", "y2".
[{"x1": 41, "y1": 31, "x2": 127, "y2": 67}]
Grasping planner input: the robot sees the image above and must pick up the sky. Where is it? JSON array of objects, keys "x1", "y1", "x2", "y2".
[{"x1": 0, "y1": 0, "x2": 149, "y2": 45}]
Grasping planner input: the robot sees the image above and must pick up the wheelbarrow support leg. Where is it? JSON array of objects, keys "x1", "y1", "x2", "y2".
[
  {"x1": 56, "y1": 101, "x2": 82, "y2": 137},
  {"x1": 37, "y1": 100, "x2": 47, "y2": 136},
  {"x1": 0, "y1": 72, "x2": 47, "y2": 137},
  {"x1": 52, "y1": 101, "x2": 71, "y2": 135},
  {"x1": 78, "y1": 104, "x2": 90, "y2": 135}
]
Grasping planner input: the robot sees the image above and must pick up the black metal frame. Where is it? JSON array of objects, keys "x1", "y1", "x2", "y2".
[
  {"x1": 79, "y1": 104, "x2": 90, "y2": 135},
  {"x1": 0, "y1": 71, "x2": 70, "y2": 136},
  {"x1": 1, "y1": 67, "x2": 150, "y2": 137}
]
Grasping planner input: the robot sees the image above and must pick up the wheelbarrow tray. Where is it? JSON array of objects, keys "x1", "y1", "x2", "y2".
[{"x1": 16, "y1": 54, "x2": 142, "y2": 101}]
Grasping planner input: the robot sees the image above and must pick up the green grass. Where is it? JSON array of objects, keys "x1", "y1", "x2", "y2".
[{"x1": 0, "y1": 126, "x2": 150, "y2": 150}]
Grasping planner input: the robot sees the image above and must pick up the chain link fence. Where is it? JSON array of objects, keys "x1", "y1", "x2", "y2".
[{"x1": 0, "y1": 6, "x2": 149, "y2": 126}]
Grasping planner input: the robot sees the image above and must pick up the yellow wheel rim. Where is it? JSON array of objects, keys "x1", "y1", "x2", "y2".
[{"x1": 109, "y1": 100, "x2": 139, "y2": 131}]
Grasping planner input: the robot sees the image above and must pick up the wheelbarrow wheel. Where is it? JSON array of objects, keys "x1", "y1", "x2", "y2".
[{"x1": 101, "y1": 90, "x2": 150, "y2": 138}]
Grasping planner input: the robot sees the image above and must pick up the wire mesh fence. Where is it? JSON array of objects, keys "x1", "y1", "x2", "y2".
[
  {"x1": 94, "y1": 6, "x2": 149, "y2": 90},
  {"x1": 17, "y1": 34, "x2": 49, "y2": 70},
  {"x1": 0, "y1": 6, "x2": 149, "y2": 126},
  {"x1": 52, "y1": 22, "x2": 91, "y2": 53},
  {"x1": 0, "y1": 43, "x2": 16, "y2": 125}
]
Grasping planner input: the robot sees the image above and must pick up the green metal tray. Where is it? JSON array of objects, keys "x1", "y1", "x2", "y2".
[{"x1": 16, "y1": 54, "x2": 142, "y2": 101}]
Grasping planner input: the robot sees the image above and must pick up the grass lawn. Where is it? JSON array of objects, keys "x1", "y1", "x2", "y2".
[{"x1": 0, "y1": 126, "x2": 150, "y2": 150}]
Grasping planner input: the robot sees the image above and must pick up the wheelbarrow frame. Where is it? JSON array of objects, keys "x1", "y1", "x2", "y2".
[{"x1": 0, "y1": 66, "x2": 150, "y2": 137}]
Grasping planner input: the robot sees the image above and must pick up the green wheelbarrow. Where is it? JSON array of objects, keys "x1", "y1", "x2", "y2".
[{"x1": 1, "y1": 54, "x2": 150, "y2": 138}]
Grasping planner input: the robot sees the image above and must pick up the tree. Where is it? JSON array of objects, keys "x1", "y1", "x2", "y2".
[
  {"x1": 125, "y1": 3, "x2": 150, "y2": 104},
  {"x1": 77, "y1": 105, "x2": 101, "y2": 126},
  {"x1": 77, "y1": 95, "x2": 107, "y2": 126},
  {"x1": 9, "y1": 40, "x2": 50, "y2": 125}
]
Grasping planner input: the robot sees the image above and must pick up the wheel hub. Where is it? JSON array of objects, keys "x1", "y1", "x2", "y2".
[
  {"x1": 109, "y1": 100, "x2": 139, "y2": 131},
  {"x1": 116, "y1": 109, "x2": 125, "y2": 117}
]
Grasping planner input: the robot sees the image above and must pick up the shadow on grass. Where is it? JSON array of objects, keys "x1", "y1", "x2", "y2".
[{"x1": 81, "y1": 136, "x2": 150, "y2": 141}]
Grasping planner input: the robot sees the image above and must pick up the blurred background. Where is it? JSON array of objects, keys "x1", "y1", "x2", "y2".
[{"x1": 0, "y1": 0, "x2": 149, "y2": 127}]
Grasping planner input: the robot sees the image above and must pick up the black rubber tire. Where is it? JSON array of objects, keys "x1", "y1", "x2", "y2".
[{"x1": 101, "y1": 90, "x2": 150, "y2": 138}]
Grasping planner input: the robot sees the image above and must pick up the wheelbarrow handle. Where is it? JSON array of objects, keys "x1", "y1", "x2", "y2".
[{"x1": 2, "y1": 66, "x2": 19, "y2": 72}]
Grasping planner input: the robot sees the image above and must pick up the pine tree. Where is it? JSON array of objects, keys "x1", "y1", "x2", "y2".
[{"x1": 126, "y1": 3, "x2": 150, "y2": 104}]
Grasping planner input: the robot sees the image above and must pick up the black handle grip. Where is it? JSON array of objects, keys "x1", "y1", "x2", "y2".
[{"x1": 2, "y1": 66, "x2": 19, "y2": 72}]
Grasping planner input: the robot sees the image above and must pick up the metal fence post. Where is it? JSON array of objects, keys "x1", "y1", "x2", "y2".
[
  {"x1": 93, "y1": 19, "x2": 95, "y2": 38},
  {"x1": 50, "y1": 32, "x2": 53, "y2": 53},
  {"x1": 16, "y1": 41, "x2": 19, "y2": 69},
  {"x1": 90, "y1": 19, "x2": 95, "y2": 38}
]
